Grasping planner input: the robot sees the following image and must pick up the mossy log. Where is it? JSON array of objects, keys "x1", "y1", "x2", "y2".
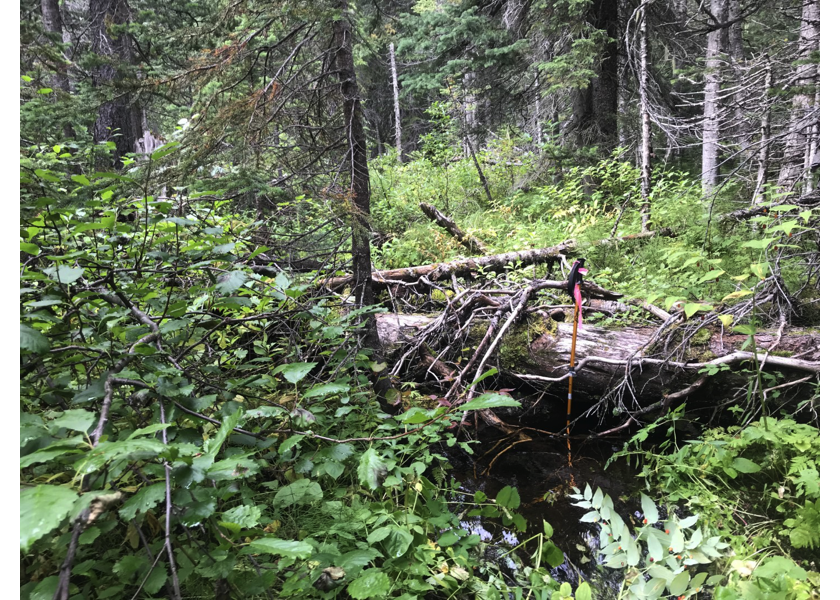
[{"x1": 375, "y1": 313, "x2": 820, "y2": 402}]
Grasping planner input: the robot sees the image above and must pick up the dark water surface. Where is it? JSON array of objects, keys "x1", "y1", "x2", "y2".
[{"x1": 443, "y1": 428, "x2": 644, "y2": 597}]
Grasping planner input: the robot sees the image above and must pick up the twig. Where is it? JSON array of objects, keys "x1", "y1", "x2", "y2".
[{"x1": 159, "y1": 400, "x2": 182, "y2": 600}]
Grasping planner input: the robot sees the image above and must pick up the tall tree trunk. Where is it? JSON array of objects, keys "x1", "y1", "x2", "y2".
[
  {"x1": 591, "y1": 0, "x2": 619, "y2": 142},
  {"x1": 90, "y1": 0, "x2": 143, "y2": 166},
  {"x1": 333, "y1": 5, "x2": 374, "y2": 311},
  {"x1": 637, "y1": 1, "x2": 652, "y2": 232},
  {"x1": 389, "y1": 42, "x2": 403, "y2": 162},
  {"x1": 752, "y1": 60, "x2": 773, "y2": 205},
  {"x1": 727, "y1": 0, "x2": 747, "y2": 153},
  {"x1": 701, "y1": 0, "x2": 727, "y2": 196},
  {"x1": 41, "y1": 0, "x2": 75, "y2": 139},
  {"x1": 778, "y1": 0, "x2": 820, "y2": 190}
]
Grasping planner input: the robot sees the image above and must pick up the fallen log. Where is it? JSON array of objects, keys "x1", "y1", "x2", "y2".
[
  {"x1": 419, "y1": 202, "x2": 488, "y2": 254},
  {"x1": 323, "y1": 229, "x2": 673, "y2": 297},
  {"x1": 375, "y1": 313, "x2": 820, "y2": 402}
]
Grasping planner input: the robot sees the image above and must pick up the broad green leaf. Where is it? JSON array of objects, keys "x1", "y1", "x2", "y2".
[
  {"x1": 21, "y1": 324, "x2": 50, "y2": 354},
  {"x1": 698, "y1": 269, "x2": 725, "y2": 283},
  {"x1": 143, "y1": 565, "x2": 167, "y2": 594},
  {"x1": 718, "y1": 314, "x2": 734, "y2": 327},
  {"x1": 302, "y1": 382, "x2": 351, "y2": 398},
  {"x1": 678, "y1": 514, "x2": 699, "y2": 529},
  {"x1": 643, "y1": 577, "x2": 667, "y2": 596},
  {"x1": 543, "y1": 520, "x2": 554, "y2": 538},
  {"x1": 248, "y1": 538, "x2": 314, "y2": 559},
  {"x1": 204, "y1": 408, "x2": 242, "y2": 460},
  {"x1": 127, "y1": 423, "x2": 171, "y2": 440},
  {"x1": 647, "y1": 532, "x2": 664, "y2": 561},
  {"x1": 215, "y1": 270, "x2": 247, "y2": 295},
  {"x1": 684, "y1": 303, "x2": 713, "y2": 318},
  {"x1": 20, "y1": 444, "x2": 83, "y2": 469},
  {"x1": 347, "y1": 568, "x2": 391, "y2": 599},
  {"x1": 75, "y1": 439, "x2": 167, "y2": 474},
  {"x1": 591, "y1": 487, "x2": 603, "y2": 509},
  {"x1": 458, "y1": 393, "x2": 521, "y2": 412},
  {"x1": 741, "y1": 238, "x2": 773, "y2": 249},
  {"x1": 277, "y1": 434, "x2": 305, "y2": 455},
  {"x1": 670, "y1": 528, "x2": 685, "y2": 554},
  {"x1": 732, "y1": 457, "x2": 761, "y2": 473},
  {"x1": 367, "y1": 527, "x2": 391, "y2": 544},
  {"x1": 574, "y1": 582, "x2": 593, "y2": 600},
  {"x1": 466, "y1": 368, "x2": 498, "y2": 389},
  {"x1": 337, "y1": 549, "x2": 381, "y2": 572},
  {"x1": 221, "y1": 505, "x2": 261, "y2": 529},
  {"x1": 722, "y1": 290, "x2": 753, "y2": 302},
  {"x1": 357, "y1": 448, "x2": 388, "y2": 490},
  {"x1": 640, "y1": 493, "x2": 659, "y2": 524},
  {"x1": 437, "y1": 530, "x2": 461, "y2": 547},
  {"x1": 394, "y1": 407, "x2": 437, "y2": 424},
  {"x1": 206, "y1": 456, "x2": 259, "y2": 480},
  {"x1": 495, "y1": 486, "x2": 521, "y2": 509},
  {"x1": 543, "y1": 541, "x2": 564, "y2": 568},
  {"x1": 273, "y1": 478, "x2": 323, "y2": 508},
  {"x1": 20, "y1": 485, "x2": 78, "y2": 552},
  {"x1": 150, "y1": 142, "x2": 179, "y2": 161},
  {"x1": 47, "y1": 265, "x2": 85, "y2": 284},
  {"x1": 119, "y1": 483, "x2": 166, "y2": 520},
  {"x1": 625, "y1": 538, "x2": 640, "y2": 567},
  {"x1": 580, "y1": 510, "x2": 600, "y2": 523},
  {"x1": 71, "y1": 174, "x2": 91, "y2": 186},
  {"x1": 50, "y1": 409, "x2": 95, "y2": 433},
  {"x1": 20, "y1": 242, "x2": 39, "y2": 255},
  {"x1": 274, "y1": 362, "x2": 317, "y2": 384}
]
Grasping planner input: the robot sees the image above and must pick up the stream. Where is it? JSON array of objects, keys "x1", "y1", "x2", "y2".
[{"x1": 442, "y1": 400, "x2": 645, "y2": 596}]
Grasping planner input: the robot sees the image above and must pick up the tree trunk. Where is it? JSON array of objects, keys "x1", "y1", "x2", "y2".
[
  {"x1": 90, "y1": 0, "x2": 144, "y2": 166},
  {"x1": 333, "y1": 6, "x2": 374, "y2": 311},
  {"x1": 41, "y1": 0, "x2": 75, "y2": 139},
  {"x1": 389, "y1": 42, "x2": 403, "y2": 162},
  {"x1": 376, "y1": 314, "x2": 820, "y2": 402},
  {"x1": 778, "y1": 0, "x2": 819, "y2": 190},
  {"x1": 637, "y1": 2, "x2": 652, "y2": 232},
  {"x1": 701, "y1": 0, "x2": 726, "y2": 196},
  {"x1": 322, "y1": 229, "x2": 672, "y2": 292},
  {"x1": 752, "y1": 60, "x2": 773, "y2": 205}
]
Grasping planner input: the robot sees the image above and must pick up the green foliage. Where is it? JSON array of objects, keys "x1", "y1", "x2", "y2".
[
  {"x1": 609, "y1": 410, "x2": 819, "y2": 599},
  {"x1": 571, "y1": 484, "x2": 726, "y2": 600}
]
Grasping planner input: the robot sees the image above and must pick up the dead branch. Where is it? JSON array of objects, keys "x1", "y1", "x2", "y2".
[{"x1": 419, "y1": 202, "x2": 488, "y2": 254}]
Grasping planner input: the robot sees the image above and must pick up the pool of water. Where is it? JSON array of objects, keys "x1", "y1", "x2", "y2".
[{"x1": 442, "y1": 429, "x2": 644, "y2": 596}]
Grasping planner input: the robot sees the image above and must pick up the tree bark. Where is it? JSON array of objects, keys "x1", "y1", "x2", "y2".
[
  {"x1": 376, "y1": 314, "x2": 820, "y2": 402},
  {"x1": 419, "y1": 202, "x2": 488, "y2": 254},
  {"x1": 90, "y1": 0, "x2": 144, "y2": 166},
  {"x1": 333, "y1": 5, "x2": 374, "y2": 311},
  {"x1": 322, "y1": 229, "x2": 672, "y2": 292},
  {"x1": 752, "y1": 60, "x2": 773, "y2": 205},
  {"x1": 389, "y1": 42, "x2": 403, "y2": 162},
  {"x1": 701, "y1": 0, "x2": 726, "y2": 196},
  {"x1": 778, "y1": 0, "x2": 820, "y2": 190},
  {"x1": 637, "y1": 1, "x2": 652, "y2": 232}
]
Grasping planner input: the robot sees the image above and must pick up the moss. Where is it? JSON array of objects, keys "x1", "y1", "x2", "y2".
[
  {"x1": 770, "y1": 350, "x2": 793, "y2": 358},
  {"x1": 430, "y1": 289, "x2": 454, "y2": 302},
  {"x1": 691, "y1": 328, "x2": 712, "y2": 345},
  {"x1": 498, "y1": 315, "x2": 556, "y2": 370}
]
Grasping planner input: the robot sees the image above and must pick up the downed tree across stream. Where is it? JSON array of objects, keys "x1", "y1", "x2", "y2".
[{"x1": 375, "y1": 312, "x2": 820, "y2": 407}]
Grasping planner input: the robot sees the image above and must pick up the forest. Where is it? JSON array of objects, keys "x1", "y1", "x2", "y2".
[{"x1": 19, "y1": 0, "x2": 820, "y2": 599}]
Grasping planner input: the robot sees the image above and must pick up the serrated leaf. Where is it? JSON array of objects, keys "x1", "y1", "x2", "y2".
[
  {"x1": 204, "y1": 408, "x2": 241, "y2": 461},
  {"x1": 273, "y1": 478, "x2": 323, "y2": 508},
  {"x1": 221, "y1": 505, "x2": 261, "y2": 529},
  {"x1": 21, "y1": 324, "x2": 50, "y2": 354},
  {"x1": 357, "y1": 448, "x2": 388, "y2": 490},
  {"x1": 741, "y1": 238, "x2": 773, "y2": 249},
  {"x1": 302, "y1": 382, "x2": 351, "y2": 398},
  {"x1": 277, "y1": 434, "x2": 305, "y2": 455},
  {"x1": 119, "y1": 483, "x2": 165, "y2": 521},
  {"x1": 50, "y1": 409, "x2": 95, "y2": 433},
  {"x1": 275, "y1": 362, "x2": 317, "y2": 384},
  {"x1": 20, "y1": 485, "x2": 78, "y2": 552},
  {"x1": 143, "y1": 564, "x2": 167, "y2": 594},
  {"x1": 458, "y1": 393, "x2": 521, "y2": 411},
  {"x1": 248, "y1": 538, "x2": 314, "y2": 559},
  {"x1": 215, "y1": 270, "x2": 247, "y2": 295},
  {"x1": 347, "y1": 568, "x2": 391, "y2": 599}
]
